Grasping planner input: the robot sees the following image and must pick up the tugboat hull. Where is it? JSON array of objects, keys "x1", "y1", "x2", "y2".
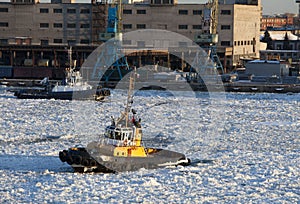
[
  {"x1": 59, "y1": 144, "x2": 190, "y2": 173},
  {"x1": 14, "y1": 88, "x2": 110, "y2": 100}
]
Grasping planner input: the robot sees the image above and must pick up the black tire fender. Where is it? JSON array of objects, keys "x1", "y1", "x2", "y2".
[
  {"x1": 66, "y1": 155, "x2": 73, "y2": 165},
  {"x1": 103, "y1": 89, "x2": 110, "y2": 96},
  {"x1": 73, "y1": 156, "x2": 82, "y2": 165},
  {"x1": 59, "y1": 151, "x2": 67, "y2": 162},
  {"x1": 82, "y1": 159, "x2": 90, "y2": 166},
  {"x1": 90, "y1": 160, "x2": 97, "y2": 167}
]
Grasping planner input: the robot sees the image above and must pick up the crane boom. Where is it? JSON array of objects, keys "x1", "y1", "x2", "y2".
[{"x1": 207, "y1": 0, "x2": 218, "y2": 35}]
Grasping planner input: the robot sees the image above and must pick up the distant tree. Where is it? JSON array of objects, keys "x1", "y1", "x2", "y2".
[
  {"x1": 283, "y1": 32, "x2": 291, "y2": 50},
  {"x1": 261, "y1": 30, "x2": 273, "y2": 50}
]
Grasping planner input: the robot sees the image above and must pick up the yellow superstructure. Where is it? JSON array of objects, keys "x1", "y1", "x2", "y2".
[
  {"x1": 113, "y1": 146, "x2": 147, "y2": 157},
  {"x1": 113, "y1": 127, "x2": 147, "y2": 157}
]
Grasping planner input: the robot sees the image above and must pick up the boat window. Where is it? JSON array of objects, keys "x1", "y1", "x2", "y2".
[
  {"x1": 115, "y1": 131, "x2": 121, "y2": 140},
  {"x1": 106, "y1": 130, "x2": 114, "y2": 139},
  {"x1": 108, "y1": 130, "x2": 112, "y2": 139},
  {"x1": 127, "y1": 132, "x2": 132, "y2": 140}
]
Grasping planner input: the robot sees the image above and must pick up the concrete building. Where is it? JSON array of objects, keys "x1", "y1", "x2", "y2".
[
  {"x1": 0, "y1": 0, "x2": 262, "y2": 70},
  {"x1": 260, "y1": 31, "x2": 300, "y2": 68},
  {"x1": 0, "y1": 0, "x2": 94, "y2": 45},
  {"x1": 121, "y1": 0, "x2": 262, "y2": 69}
]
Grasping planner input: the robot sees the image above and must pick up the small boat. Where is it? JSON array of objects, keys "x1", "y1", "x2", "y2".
[
  {"x1": 14, "y1": 71, "x2": 110, "y2": 101},
  {"x1": 14, "y1": 47, "x2": 110, "y2": 100},
  {"x1": 59, "y1": 70, "x2": 191, "y2": 173}
]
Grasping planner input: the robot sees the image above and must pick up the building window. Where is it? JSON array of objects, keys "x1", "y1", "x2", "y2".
[
  {"x1": 193, "y1": 10, "x2": 202, "y2": 15},
  {"x1": 41, "y1": 40, "x2": 49, "y2": 45},
  {"x1": 221, "y1": 10, "x2": 231, "y2": 15},
  {"x1": 179, "y1": 10, "x2": 188, "y2": 15},
  {"x1": 67, "y1": 9, "x2": 76, "y2": 14},
  {"x1": 0, "y1": 8, "x2": 8, "y2": 12},
  {"x1": 40, "y1": 8, "x2": 49, "y2": 13},
  {"x1": 221, "y1": 25, "x2": 231, "y2": 30},
  {"x1": 67, "y1": 40, "x2": 76, "y2": 46},
  {"x1": 123, "y1": 24, "x2": 132, "y2": 29},
  {"x1": 80, "y1": 9, "x2": 90, "y2": 14},
  {"x1": 53, "y1": 8, "x2": 62, "y2": 13},
  {"x1": 137, "y1": 24, "x2": 146, "y2": 29},
  {"x1": 122, "y1": 40, "x2": 131, "y2": 45},
  {"x1": 40, "y1": 23, "x2": 49, "y2": 28},
  {"x1": 137, "y1": 10, "x2": 146, "y2": 14},
  {"x1": 123, "y1": 9, "x2": 132, "y2": 14},
  {"x1": 221, "y1": 41, "x2": 230, "y2": 46},
  {"x1": 53, "y1": 23, "x2": 62, "y2": 28},
  {"x1": 192, "y1": 25, "x2": 202, "y2": 29},
  {"x1": 67, "y1": 23, "x2": 76, "y2": 28},
  {"x1": 53, "y1": 39, "x2": 62, "y2": 44},
  {"x1": 179, "y1": 42, "x2": 187, "y2": 47},
  {"x1": 137, "y1": 41, "x2": 145, "y2": 47},
  {"x1": 0, "y1": 39, "x2": 8, "y2": 45},
  {"x1": 178, "y1": 25, "x2": 188, "y2": 29},
  {"x1": 0, "y1": 22, "x2": 8, "y2": 27},
  {"x1": 80, "y1": 24, "x2": 90, "y2": 28},
  {"x1": 80, "y1": 39, "x2": 89, "y2": 44}
]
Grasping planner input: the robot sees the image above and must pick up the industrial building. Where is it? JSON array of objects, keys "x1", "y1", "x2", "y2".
[
  {"x1": 260, "y1": 14, "x2": 296, "y2": 31},
  {"x1": 0, "y1": 0, "x2": 262, "y2": 79},
  {"x1": 107, "y1": 0, "x2": 262, "y2": 69}
]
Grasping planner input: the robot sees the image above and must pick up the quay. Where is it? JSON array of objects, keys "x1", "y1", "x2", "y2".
[{"x1": 2, "y1": 77, "x2": 300, "y2": 94}]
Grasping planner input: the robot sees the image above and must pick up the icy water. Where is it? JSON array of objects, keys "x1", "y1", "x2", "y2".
[{"x1": 0, "y1": 90, "x2": 299, "y2": 203}]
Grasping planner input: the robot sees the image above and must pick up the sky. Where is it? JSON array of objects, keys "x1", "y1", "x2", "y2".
[
  {"x1": 181, "y1": 0, "x2": 299, "y2": 15},
  {"x1": 261, "y1": 0, "x2": 298, "y2": 15}
]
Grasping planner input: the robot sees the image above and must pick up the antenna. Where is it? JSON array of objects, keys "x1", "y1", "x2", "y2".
[
  {"x1": 115, "y1": 68, "x2": 136, "y2": 127},
  {"x1": 125, "y1": 68, "x2": 136, "y2": 127}
]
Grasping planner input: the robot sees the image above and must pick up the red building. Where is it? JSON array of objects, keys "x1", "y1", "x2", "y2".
[{"x1": 261, "y1": 14, "x2": 296, "y2": 31}]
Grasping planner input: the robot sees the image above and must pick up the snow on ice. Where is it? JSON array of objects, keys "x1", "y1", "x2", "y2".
[{"x1": 0, "y1": 90, "x2": 299, "y2": 203}]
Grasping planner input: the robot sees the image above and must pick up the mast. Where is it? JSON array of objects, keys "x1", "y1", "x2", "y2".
[
  {"x1": 115, "y1": 68, "x2": 136, "y2": 127},
  {"x1": 68, "y1": 46, "x2": 73, "y2": 70},
  {"x1": 125, "y1": 68, "x2": 136, "y2": 127}
]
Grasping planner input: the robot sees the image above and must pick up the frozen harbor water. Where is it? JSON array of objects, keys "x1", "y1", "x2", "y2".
[{"x1": 0, "y1": 90, "x2": 299, "y2": 203}]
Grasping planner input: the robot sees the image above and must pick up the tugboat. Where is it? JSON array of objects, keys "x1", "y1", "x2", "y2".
[
  {"x1": 59, "y1": 70, "x2": 191, "y2": 173},
  {"x1": 14, "y1": 47, "x2": 110, "y2": 101},
  {"x1": 14, "y1": 70, "x2": 110, "y2": 101}
]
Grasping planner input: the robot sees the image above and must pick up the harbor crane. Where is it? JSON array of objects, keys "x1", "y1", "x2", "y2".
[
  {"x1": 91, "y1": 0, "x2": 130, "y2": 82},
  {"x1": 190, "y1": 0, "x2": 224, "y2": 82}
]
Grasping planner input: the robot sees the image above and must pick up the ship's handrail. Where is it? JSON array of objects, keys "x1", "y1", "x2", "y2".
[{"x1": 98, "y1": 135, "x2": 136, "y2": 147}]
